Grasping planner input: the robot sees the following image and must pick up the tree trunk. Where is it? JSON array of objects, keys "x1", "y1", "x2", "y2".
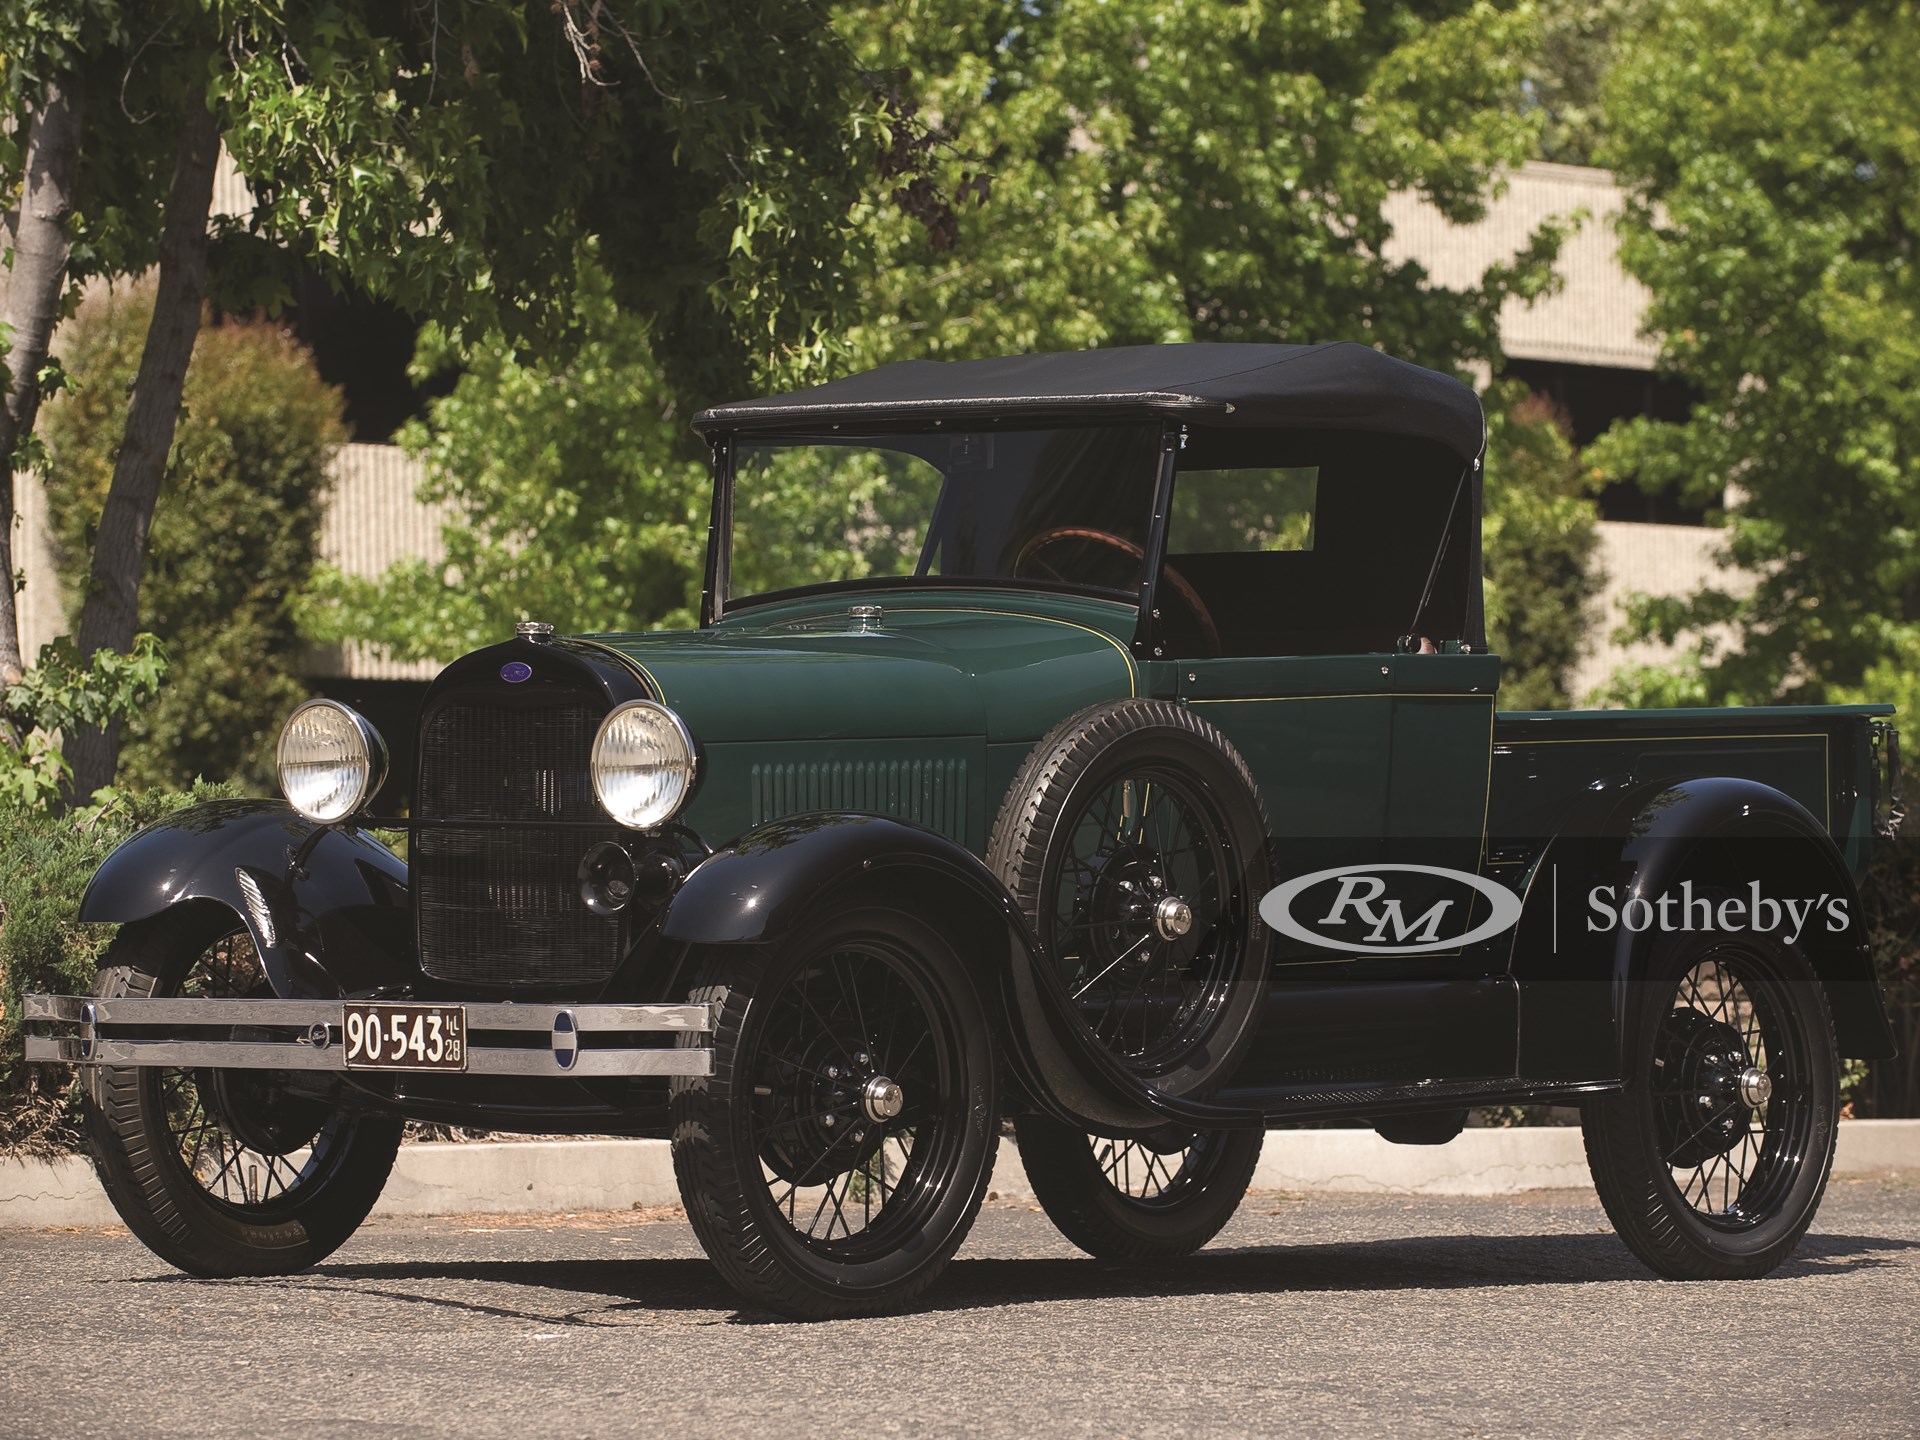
[
  {"x1": 63, "y1": 93, "x2": 220, "y2": 802},
  {"x1": 0, "y1": 80, "x2": 85, "y2": 697}
]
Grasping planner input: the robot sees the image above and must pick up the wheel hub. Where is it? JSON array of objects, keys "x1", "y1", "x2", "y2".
[
  {"x1": 1082, "y1": 848, "x2": 1197, "y2": 965},
  {"x1": 862, "y1": 1075, "x2": 904, "y2": 1122},
  {"x1": 1153, "y1": 895, "x2": 1194, "y2": 941},
  {"x1": 1738, "y1": 1065, "x2": 1773, "y2": 1109},
  {"x1": 757, "y1": 1018, "x2": 903, "y2": 1185},
  {"x1": 1657, "y1": 1008, "x2": 1762, "y2": 1168}
]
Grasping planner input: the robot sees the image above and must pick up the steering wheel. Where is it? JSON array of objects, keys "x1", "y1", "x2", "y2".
[{"x1": 1012, "y1": 526, "x2": 1222, "y2": 658}]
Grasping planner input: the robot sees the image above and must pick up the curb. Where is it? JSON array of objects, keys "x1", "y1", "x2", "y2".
[{"x1": 5, "y1": 1120, "x2": 1917, "y2": 1231}]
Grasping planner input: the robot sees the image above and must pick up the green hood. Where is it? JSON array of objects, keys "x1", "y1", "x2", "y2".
[{"x1": 579, "y1": 592, "x2": 1140, "y2": 745}]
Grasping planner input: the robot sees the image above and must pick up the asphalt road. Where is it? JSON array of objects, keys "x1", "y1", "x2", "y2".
[{"x1": 4, "y1": 1175, "x2": 1917, "y2": 1440}]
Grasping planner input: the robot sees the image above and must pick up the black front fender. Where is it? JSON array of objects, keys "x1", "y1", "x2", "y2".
[
  {"x1": 662, "y1": 814, "x2": 1264, "y2": 1135},
  {"x1": 81, "y1": 799, "x2": 414, "y2": 999}
]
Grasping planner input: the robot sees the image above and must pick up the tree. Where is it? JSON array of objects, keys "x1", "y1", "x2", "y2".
[
  {"x1": 41, "y1": 289, "x2": 346, "y2": 791},
  {"x1": 1482, "y1": 384, "x2": 1603, "y2": 709},
  {"x1": 842, "y1": 0, "x2": 1557, "y2": 373},
  {"x1": 3, "y1": 1, "x2": 913, "y2": 799},
  {"x1": 1591, "y1": 0, "x2": 1920, "y2": 707},
  {"x1": 302, "y1": 275, "x2": 707, "y2": 660},
  {"x1": 1522, "y1": 0, "x2": 1668, "y2": 166},
  {"x1": 310, "y1": 1, "x2": 1602, "y2": 706}
]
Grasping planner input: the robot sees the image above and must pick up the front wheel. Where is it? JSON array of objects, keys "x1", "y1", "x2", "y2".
[
  {"x1": 1582, "y1": 930, "x2": 1839, "y2": 1280},
  {"x1": 1018, "y1": 1114, "x2": 1262, "y2": 1259},
  {"x1": 84, "y1": 905, "x2": 402, "y2": 1277},
  {"x1": 670, "y1": 908, "x2": 999, "y2": 1319}
]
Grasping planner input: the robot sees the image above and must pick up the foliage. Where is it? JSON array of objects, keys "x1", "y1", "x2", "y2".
[
  {"x1": 1856, "y1": 837, "x2": 1920, "y2": 1117},
  {"x1": 1522, "y1": 0, "x2": 1667, "y2": 166},
  {"x1": 3, "y1": 2, "x2": 914, "y2": 391},
  {"x1": 40, "y1": 289, "x2": 346, "y2": 790},
  {"x1": 1482, "y1": 384, "x2": 1603, "y2": 708},
  {"x1": 0, "y1": 635, "x2": 165, "y2": 810},
  {"x1": 299, "y1": 281, "x2": 707, "y2": 657},
  {"x1": 0, "y1": 0, "x2": 186, "y2": 311},
  {"x1": 0, "y1": 780, "x2": 239, "y2": 1155},
  {"x1": 1589, "y1": 0, "x2": 1920, "y2": 708},
  {"x1": 840, "y1": 0, "x2": 1557, "y2": 375},
  {"x1": 204, "y1": 1, "x2": 909, "y2": 396}
]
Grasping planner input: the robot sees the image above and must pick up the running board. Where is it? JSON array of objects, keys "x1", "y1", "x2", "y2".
[{"x1": 1220, "y1": 1075, "x2": 1617, "y2": 1124}]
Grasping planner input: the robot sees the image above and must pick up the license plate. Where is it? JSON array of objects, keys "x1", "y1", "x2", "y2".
[{"x1": 343, "y1": 1003, "x2": 467, "y2": 1072}]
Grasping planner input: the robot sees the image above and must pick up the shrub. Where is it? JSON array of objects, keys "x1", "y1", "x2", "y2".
[
  {"x1": 39, "y1": 287, "x2": 347, "y2": 792},
  {"x1": 0, "y1": 782, "x2": 239, "y2": 1154}
]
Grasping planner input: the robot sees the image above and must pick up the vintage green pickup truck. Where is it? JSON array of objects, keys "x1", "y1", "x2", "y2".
[{"x1": 28, "y1": 343, "x2": 1902, "y2": 1318}]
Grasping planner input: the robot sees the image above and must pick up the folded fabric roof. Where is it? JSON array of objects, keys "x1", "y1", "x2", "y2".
[{"x1": 692, "y1": 342, "x2": 1484, "y2": 462}]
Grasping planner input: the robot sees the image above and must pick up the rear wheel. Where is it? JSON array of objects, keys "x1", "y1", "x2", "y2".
[
  {"x1": 1018, "y1": 1115, "x2": 1262, "y2": 1258},
  {"x1": 84, "y1": 906, "x2": 402, "y2": 1277},
  {"x1": 1582, "y1": 929, "x2": 1838, "y2": 1279},
  {"x1": 670, "y1": 908, "x2": 999, "y2": 1319}
]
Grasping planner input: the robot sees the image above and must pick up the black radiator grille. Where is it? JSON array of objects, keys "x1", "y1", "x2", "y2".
[{"x1": 415, "y1": 696, "x2": 622, "y2": 987}]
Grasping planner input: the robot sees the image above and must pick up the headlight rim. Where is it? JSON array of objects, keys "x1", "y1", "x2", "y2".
[
  {"x1": 590, "y1": 698, "x2": 699, "y2": 832},
  {"x1": 276, "y1": 698, "x2": 389, "y2": 825}
]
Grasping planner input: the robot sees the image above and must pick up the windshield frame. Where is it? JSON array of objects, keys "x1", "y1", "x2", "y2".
[{"x1": 700, "y1": 420, "x2": 1180, "y2": 658}]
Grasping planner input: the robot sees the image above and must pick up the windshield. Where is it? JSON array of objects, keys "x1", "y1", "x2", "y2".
[{"x1": 728, "y1": 424, "x2": 1163, "y2": 604}]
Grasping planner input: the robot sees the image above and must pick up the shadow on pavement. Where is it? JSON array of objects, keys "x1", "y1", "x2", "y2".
[{"x1": 114, "y1": 1226, "x2": 1919, "y2": 1325}]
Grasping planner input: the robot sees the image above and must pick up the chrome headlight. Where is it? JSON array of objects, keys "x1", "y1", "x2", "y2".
[
  {"x1": 591, "y1": 700, "x2": 697, "y2": 830},
  {"x1": 276, "y1": 700, "x2": 387, "y2": 823}
]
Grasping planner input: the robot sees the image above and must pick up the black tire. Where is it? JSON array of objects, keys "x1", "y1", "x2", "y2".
[
  {"x1": 1018, "y1": 1115, "x2": 1263, "y2": 1259},
  {"x1": 84, "y1": 905, "x2": 402, "y2": 1277},
  {"x1": 987, "y1": 698, "x2": 1272, "y2": 1096},
  {"x1": 1582, "y1": 928, "x2": 1839, "y2": 1280},
  {"x1": 670, "y1": 908, "x2": 999, "y2": 1319}
]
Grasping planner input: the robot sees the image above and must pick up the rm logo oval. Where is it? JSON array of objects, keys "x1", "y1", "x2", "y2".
[{"x1": 1259, "y1": 863, "x2": 1524, "y2": 956}]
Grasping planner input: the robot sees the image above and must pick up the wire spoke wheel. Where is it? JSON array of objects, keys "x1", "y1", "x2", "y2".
[
  {"x1": 1093, "y1": 1133, "x2": 1196, "y2": 1202},
  {"x1": 1582, "y1": 919, "x2": 1838, "y2": 1280},
  {"x1": 990, "y1": 700, "x2": 1271, "y2": 1097},
  {"x1": 748, "y1": 940, "x2": 964, "y2": 1256},
  {"x1": 149, "y1": 929, "x2": 343, "y2": 1216},
  {"x1": 671, "y1": 908, "x2": 999, "y2": 1318},
  {"x1": 1052, "y1": 768, "x2": 1235, "y2": 1070},
  {"x1": 1648, "y1": 952, "x2": 1808, "y2": 1229},
  {"x1": 84, "y1": 905, "x2": 401, "y2": 1277},
  {"x1": 1018, "y1": 1114, "x2": 1263, "y2": 1258}
]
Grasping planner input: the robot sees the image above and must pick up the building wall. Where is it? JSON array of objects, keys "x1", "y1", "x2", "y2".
[
  {"x1": 1383, "y1": 160, "x2": 1658, "y2": 371},
  {"x1": 12, "y1": 442, "x2": 445, "y2": 680},
  {"x1": 306, "y1": 443, "x2": 446, "y2": 682}
]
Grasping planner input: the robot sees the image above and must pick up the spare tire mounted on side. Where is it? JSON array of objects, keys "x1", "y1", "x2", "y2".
[{"x1": 988, "y1": 697, "x2": 1273, "y2": 1099}]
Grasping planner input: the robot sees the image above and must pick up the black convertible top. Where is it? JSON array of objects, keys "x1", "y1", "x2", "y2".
[{"x1": 693, "y1": 342, "x2": 1485, "y2": 461}]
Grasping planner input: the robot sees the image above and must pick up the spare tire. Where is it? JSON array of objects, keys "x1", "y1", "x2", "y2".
[{"x1": 987, "y1": 698, "x2": 1272, "y2": 1097}]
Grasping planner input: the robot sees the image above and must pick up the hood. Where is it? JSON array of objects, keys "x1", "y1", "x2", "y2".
[{"x1": 575, "y1": 592, "x2": 1140, "y2": 745}]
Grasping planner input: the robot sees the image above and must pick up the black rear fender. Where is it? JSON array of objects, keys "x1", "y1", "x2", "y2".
[
  {"x1": 79, "y1": 799, "x2": 414, "y2": 999},
  {"x1": 1511, "y1": 777, "x2": 1893, "y2": 1078},
  {"x1": 660, "y1": 814, "x2": 1264, "y2": 1134}
]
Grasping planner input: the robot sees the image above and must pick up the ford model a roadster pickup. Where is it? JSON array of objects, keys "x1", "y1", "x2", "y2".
[{"x1": 28, "y1": 344, "x2": 1903, "y2": 1318}]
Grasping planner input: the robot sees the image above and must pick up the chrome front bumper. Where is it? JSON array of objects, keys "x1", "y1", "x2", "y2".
[{"x1": 23, "y1": 994, "x2": 713, "y2": 1078}]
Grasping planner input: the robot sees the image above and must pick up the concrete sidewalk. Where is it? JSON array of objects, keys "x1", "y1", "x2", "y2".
[{"x1": 5, "y1": 1120, "x2": 1916, "y2": 1229}]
